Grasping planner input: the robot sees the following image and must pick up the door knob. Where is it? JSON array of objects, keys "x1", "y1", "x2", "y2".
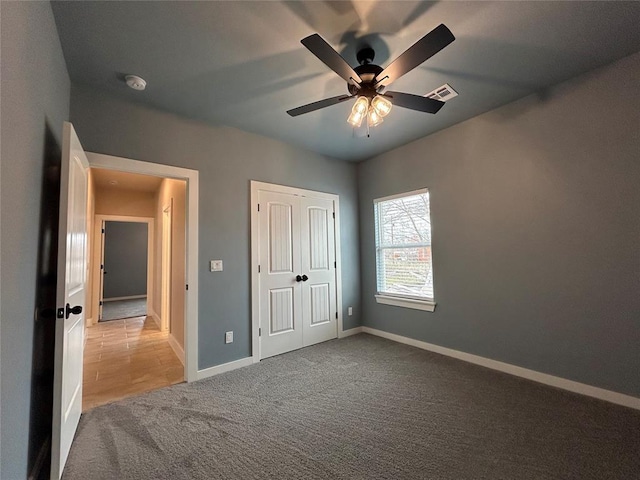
[
  {"x1": 65, "y1": 303, "x2": 83, "y2": 319},
  {"x1": 302, "y1": 275, "x2": 308, "y2": 282},
  {"x1": 296, "y1": 275, "x2": 303, "y2": 282}
]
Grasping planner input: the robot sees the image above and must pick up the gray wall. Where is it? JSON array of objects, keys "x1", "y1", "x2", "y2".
[
  {"x1": 103, "y1": 221, "x2": 148, "y2": 299},
  {"x1": 0, "y1": 1, "x2": 71, "y2": 478},
  {"x1": 358, "y1": 52, "x2": 640, "y2": 397},
  {"x1": 69, "y1": 85, "x2": 361, "y2": 369}
]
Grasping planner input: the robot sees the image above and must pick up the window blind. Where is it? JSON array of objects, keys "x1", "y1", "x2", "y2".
[{"x1": 375, "y1": 189, "x2": 434, "y2": 301}]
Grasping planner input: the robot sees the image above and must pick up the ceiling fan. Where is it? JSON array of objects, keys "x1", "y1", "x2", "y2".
[{"x1": 287, "y1": 24, "x2": 455, "y2": 129}]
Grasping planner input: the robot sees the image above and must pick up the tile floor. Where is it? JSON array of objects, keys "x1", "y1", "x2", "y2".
[{"x1": 83, "y1": 316, "x2": 184, "y2": 411}]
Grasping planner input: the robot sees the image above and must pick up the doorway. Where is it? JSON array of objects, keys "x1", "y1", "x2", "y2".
[
  {"x1": 85, "y1": 153, "x2": 199, "y2": 383},
  {"x1": 98, "y1": 218, "x2": 153, "y2": 322},
  {"x1": 250, "y1": 181, "x2": 344, "y2": 360}
]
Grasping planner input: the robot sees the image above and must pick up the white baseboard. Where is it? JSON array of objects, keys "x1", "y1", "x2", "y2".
[
  {"x1": 196, "y1": 356, "x2": 254, "y2": 381},
  {"x1": 103, "y1": 294, "x2": 147, "y2": 302},
  {"x1": 168, "y1": 334, "x2": 185, "y2": 366},
  {"x1": 339, "y1": 326, "x2": 363, "y2": 338},
  {"x1": 361, "y1": 327, "x2": 640, "y2": 411}
]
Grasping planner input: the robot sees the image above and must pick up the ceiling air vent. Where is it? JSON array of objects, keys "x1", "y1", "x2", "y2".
[{"x1": 425, "y1": 83, "x2": 458, "y2": 102}]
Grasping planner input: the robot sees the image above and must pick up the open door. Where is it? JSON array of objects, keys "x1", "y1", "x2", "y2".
[{"x1": 51, "y1": 122, "x2": 89, "y2": 479}]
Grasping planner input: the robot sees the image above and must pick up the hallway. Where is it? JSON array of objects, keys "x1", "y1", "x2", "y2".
[{"x1": 83, "y1": 316, "x2": 183, "y2": 411}]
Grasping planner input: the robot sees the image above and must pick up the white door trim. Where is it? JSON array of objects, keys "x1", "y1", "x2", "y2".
[
  {"x1": 161, "y1": 202, "x2": 173, "y2": 332},
  {"x1": 86, "y1": 152, "x2": 199, "y2": 382},
  {"x1": 250, "y1": 181, "x2": 344, "y2": 362},
  {"x1": 93, "y1": 215, "x2": 154, "y2": 325}
]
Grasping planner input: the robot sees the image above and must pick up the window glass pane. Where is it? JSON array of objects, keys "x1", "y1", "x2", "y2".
[
  {"x1": 377, "y1": 247, "x2": 433, "y2": 299},
  {"x1": 375, "y1": 190, "x2": 434, "y2": 301},
  {"x1": 378, "y1": 193, "x2": 431, "y2": 246}
]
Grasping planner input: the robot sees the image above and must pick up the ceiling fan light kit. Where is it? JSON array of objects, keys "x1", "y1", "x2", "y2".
[
  {"x1": 287, "y1": 24, "x2": 456, "y2": 135},
  {"x1": 347, "y1": 110, "x2": 365, "y2": 128},
  {"x1": 367, "y1": 106, "x2": 383, "y2": 128},
  {"x1": 371, "y1": 95, "x2": 392, "y2": 117}
]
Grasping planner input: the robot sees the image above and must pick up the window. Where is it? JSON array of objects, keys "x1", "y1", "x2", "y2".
[{"x1": 374, "y1": 189, "x2": 436, "y2": 312}]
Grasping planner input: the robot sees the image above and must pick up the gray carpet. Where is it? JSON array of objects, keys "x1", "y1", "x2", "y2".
[
  {"x1": 63, "y1": 334, "x2": 640, "y2": 479},
  {"x1": 101, "y1": 298, "x2": 147, "y2": 321}
]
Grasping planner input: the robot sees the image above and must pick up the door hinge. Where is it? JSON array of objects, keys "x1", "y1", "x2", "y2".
[
  {"x1": 99, "y1": 301, "x2": 103, "y2": 306},
  {"x1": 257, "y1": 204, "x2": 260, "y2": 212},
  {"x1": 101, "y1": 228, "x2": 105, "y2": 234},
  {"x1": 258, "y1": 265, "x2": 261, "y2": 273},
  {"x1": 334, "y1": 261, "x2": 337, "y2": 268},
  {"x1": 100, "y1": 264, "x2": 104, "y2": 270},
  {"x1": 259, "y1": 328, "x2": 262, "y2": 337},
  {"x1": 332, "y1": 212, "x2": 335, "y2": 219},
  {"x1": 335, "y1": 312, "x2": 338, "y2": 319},
  {"x1": 186, "y1": 284, "x2": 189, "y2": 290}
]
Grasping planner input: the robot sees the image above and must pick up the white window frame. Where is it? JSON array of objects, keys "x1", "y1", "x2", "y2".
[{"x1": 374, "y1": 188, "x2": 436, "y2": 312}]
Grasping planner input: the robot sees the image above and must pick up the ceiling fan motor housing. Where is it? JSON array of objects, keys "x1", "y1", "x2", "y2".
[{"x1": 349, "y1": 63, "x2": 384, "y2": 96}]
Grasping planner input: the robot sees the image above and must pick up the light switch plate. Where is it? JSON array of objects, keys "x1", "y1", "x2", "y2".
[
  {"x1": 225, "y1": 331, "x2": 233, "y2": 344},
  {"x1": 348, "y1": 307, "x2": 353, "y2": 316},
  {"x1": 210, "y1": 260, "x2": 223, "y2": 272}
]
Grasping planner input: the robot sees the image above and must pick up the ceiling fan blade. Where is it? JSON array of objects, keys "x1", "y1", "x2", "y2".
[
  {"x1": 301, "y1": 34, "x2": 363, "y2": 87},
  {"x1": 287, "y1": 95, "x2": 353, "y2": 117},
  {"x1": 374, "y1": 24, "x2": 455, "y2": 88},
  {"x1": 385, "y1": 91, "x2": 445, "y2": 114}
]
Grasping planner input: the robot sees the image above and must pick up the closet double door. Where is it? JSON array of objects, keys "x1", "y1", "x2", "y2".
[{"x1": 258, "y1": 189, "x2": 337, "y2": 359}]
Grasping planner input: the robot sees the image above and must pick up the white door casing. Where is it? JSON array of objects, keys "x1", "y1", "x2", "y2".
[
  {"x1": 93, "y1": 215, "x2": 154, "y2": 325},
  {"x1": 98, "y1": 219, "x2": 105, "y2": 321},
  {"x1": 161, "y1": 203, "x2": 173, "y2": 332},
  {"x1": 252, "y1": 182, "x2": 341, "y2": 360},
  {"x1": 51, "y1": 122, "x2": 89, "y2": 479}
]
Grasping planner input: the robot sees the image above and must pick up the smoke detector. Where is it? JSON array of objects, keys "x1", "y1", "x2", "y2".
[
  {"x1": 125, "y1": 75, "x2": 147, "y2": 91},
  {"x1": 425, "y1": 83, "x2": 458, "y2": 102}
]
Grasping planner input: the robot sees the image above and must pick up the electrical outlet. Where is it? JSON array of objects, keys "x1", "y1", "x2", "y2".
[
  {"x1": 225, "y1": 331, "x2": 233, "y2": 344},
  {"x1": 210, "y1": 260, "x2": 223, "y2": 272},
  {"x1": 348, "y1": 306, "x2": 353, "y2": 316}
]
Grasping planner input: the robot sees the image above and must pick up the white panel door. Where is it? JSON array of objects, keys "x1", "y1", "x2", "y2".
[
  {"x1": 257, "y1": 186, "x2": 338, "y2": 359},
  {"x1": 300, "y1": 197, "x2": 337, "y2": 347},
  {"x1": 258, "y1": 191, "x2": 303, "y2": 358},
  {"x1": 51, "y1": 122, "x2": 89, "y2": 479}
]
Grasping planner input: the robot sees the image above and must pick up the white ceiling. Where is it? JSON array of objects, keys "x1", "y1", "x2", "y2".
[
  {"x1": 92, "y1": 168, "x2": 163, "y2": 193},
  {"x1": 51, "y1": 1, "x2": 640, "y2": 162}
]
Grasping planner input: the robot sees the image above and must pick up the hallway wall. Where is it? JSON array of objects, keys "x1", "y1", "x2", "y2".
[
  {"x1": 95, "y1": 187, "x2": 155, "y2": 217},
  {"x1": 153, "y1": 179, "x2": 187, "y2": 348}
]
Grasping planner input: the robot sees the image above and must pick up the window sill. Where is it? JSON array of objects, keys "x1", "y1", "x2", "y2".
[{"x1": 375, "y1": 295, "x2": 436, "y2": 312}]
